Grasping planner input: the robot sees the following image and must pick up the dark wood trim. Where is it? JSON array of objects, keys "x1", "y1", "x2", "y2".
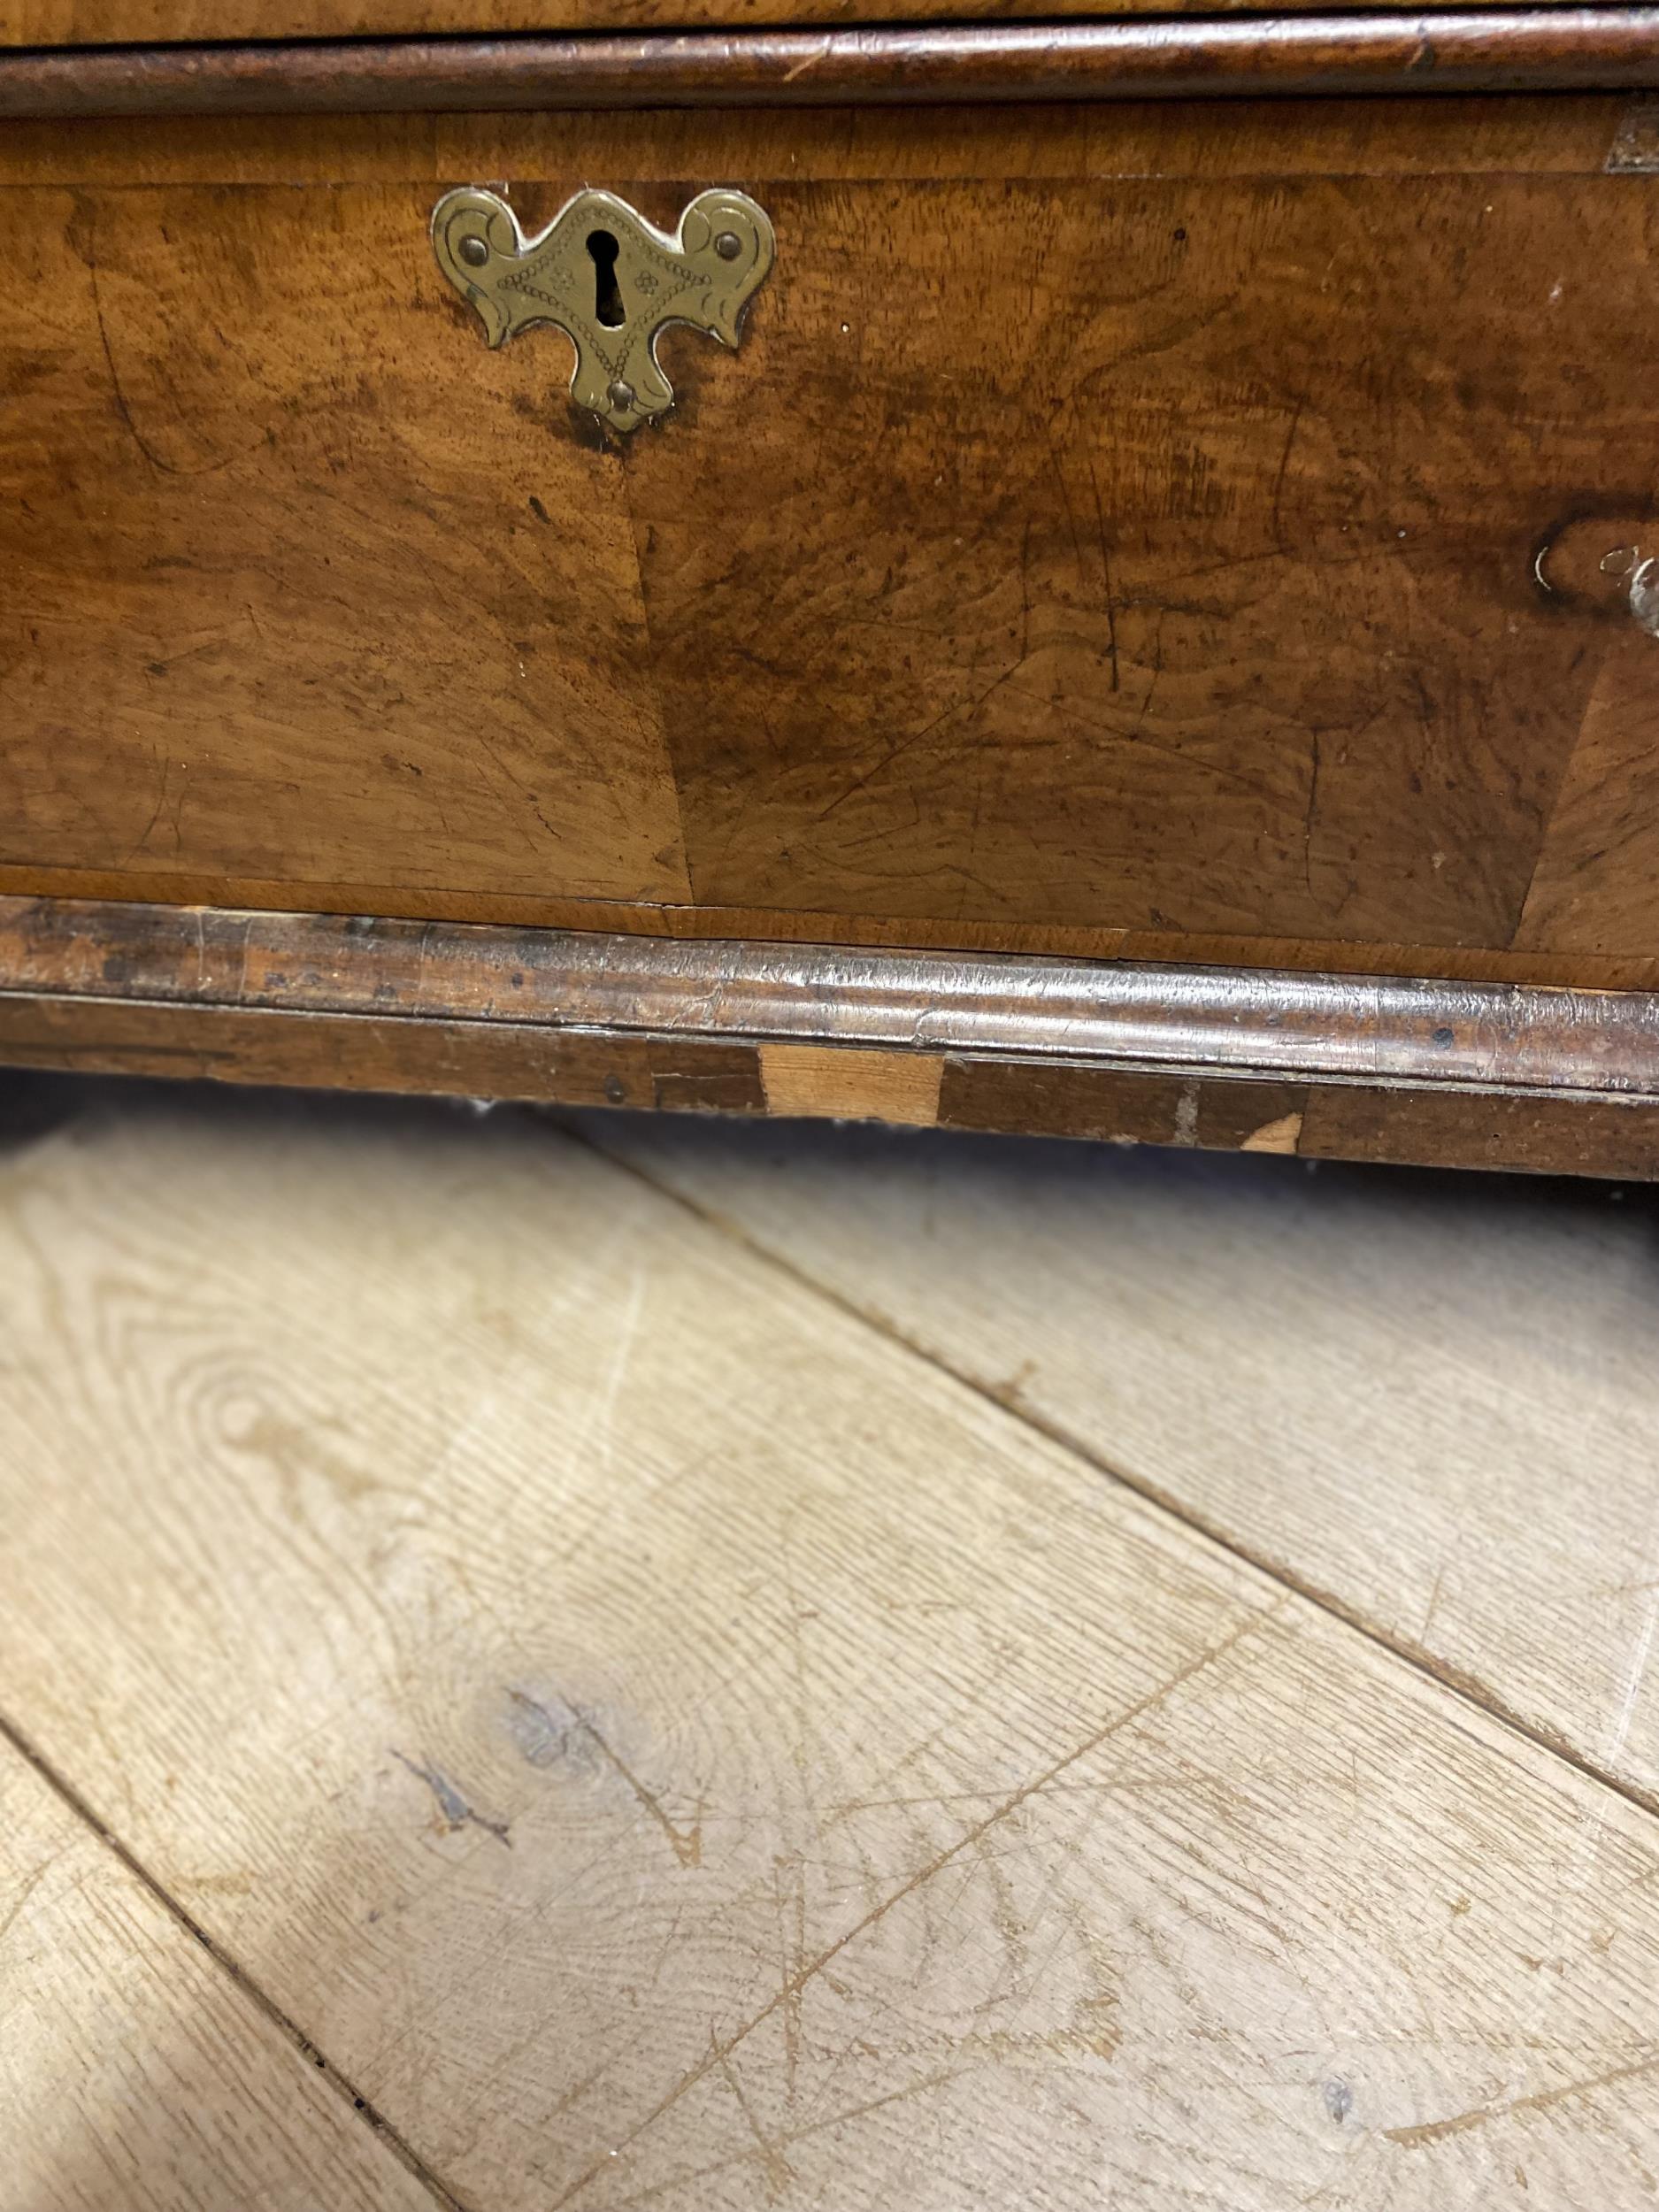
[
  {"x1": 936, "y1": 1057, "x2": 1659, "y2": 1175},
  {"x1": 5, "y1": 12, "x2": 1659, "y2": 119},
  {"x1": 0, "y1": 995, "x2": 771, "y2": 1114},
  {"x1": 10, "y1": 897, "x2": 1659, "y2": 1173},
  {"x1": 4, "y1": 895, "x2": 1659, "y2": 1099},
  {"x1": 12, "y1": 987, "x2": 1659, "y2": 1183}
]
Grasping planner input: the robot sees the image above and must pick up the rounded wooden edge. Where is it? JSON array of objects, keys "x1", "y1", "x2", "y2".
[
  {"x1": 3, "y1": 867, "x2": 1655, "y2": 994},
  {"x1": 4, "y1": 11, "x2": 1659, "y2": 118},
  {"x1": 4, "y1": 895, "x2": 1658, "y2": 1099},
  {"x1": 9, "y1": 896, "x2": 1659, "y2": 1174}
]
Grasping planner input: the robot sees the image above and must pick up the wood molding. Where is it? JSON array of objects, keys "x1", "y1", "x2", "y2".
[
  {"x1": 6, "y1": 12, "x2": 1659, "y2": 119},
  {"x1": 5, "y1": 869, "x2": 1658, "y2": 995},
  {"x1": 4, "y1": 895, "x2": 1659, "y2": 1096},
  {"x1": 9, "y1": 895, "x2": 1659, "y2": 1173}
]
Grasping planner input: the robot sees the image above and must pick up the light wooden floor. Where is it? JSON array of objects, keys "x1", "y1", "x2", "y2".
[{"x1": 3, "y1": 1076, "x2": 1659, "y2": 2212}]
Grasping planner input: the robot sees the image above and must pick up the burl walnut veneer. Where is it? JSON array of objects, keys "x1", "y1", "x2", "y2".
[{"x1": 6, "y1": 3, "x2": 1659, "y2": 1173}]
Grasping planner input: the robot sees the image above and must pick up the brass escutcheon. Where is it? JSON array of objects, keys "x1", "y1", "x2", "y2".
[{"x1": 431, "y1": 185, "x2": 774, "y2": 435}]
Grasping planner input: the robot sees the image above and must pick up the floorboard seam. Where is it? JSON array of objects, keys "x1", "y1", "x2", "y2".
[
  {"x1": 572, "y1": 1122, "x2": 1659, "y2": 1834},
  {"x1": 0, "y1": 1707, "x2": 480, "y2": 2212}
]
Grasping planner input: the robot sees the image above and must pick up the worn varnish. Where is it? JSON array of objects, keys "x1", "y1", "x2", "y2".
[
  {"x1": 637, "y1": 164, "x2": 1659, "y2": 958},
  {"x1": 7, "y1": 897, "x2": 1659, "y2": 1176},
  {"x1": 5, "y1": 100, "x2": 1659, "y2": 984},
  {"x1": 12, "y1": 897, "x2": 1659, "y2": 1096}
]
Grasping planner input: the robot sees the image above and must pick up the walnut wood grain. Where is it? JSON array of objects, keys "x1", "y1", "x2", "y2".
[
  {"x1": 626, "y1": 165, "x2": 1659, "y2": 960},
  {"x1": 2, "y1": 179, "x2": 689, "y2": 911},
  {"x1": 7, "y1": 14, "x2": 1659, "y2": 119},
  {"x1": 8, "y1": 119, "x2": 1659, "y2": 979},
  {"x1": 2, "y1": 95, "x2": 1637, "y2": 190}
]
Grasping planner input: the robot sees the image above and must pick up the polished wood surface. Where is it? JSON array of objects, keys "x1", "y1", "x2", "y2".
[
  {"x1": 5, "y1": 1082, "x2": 1659, "y2": 2208},
  {"x1": 8, "y1": 897, "x2": 1659, "y2": 1174},
  {"x1": 15, "y1": 868, "x2": 1659, "y2": 987},
  {"x1": 4, "y1": 97, "x2": 1659, "y2": 983},
  {"x1": 11, "y1": 13, "x2": 1659, "y2": 119},
  {"x1": 9, "y1": 0, "x2": 1652, "y2": 46},
  {"x1": 12, "y1": 896, "x2": 1659, "y2": 1096},
  {"x1": 4, "y1": 177, "x2": 688, "y2": 912},
  {"x1": 4, "y1": 95, "x2": 1637, "y2": 188}
]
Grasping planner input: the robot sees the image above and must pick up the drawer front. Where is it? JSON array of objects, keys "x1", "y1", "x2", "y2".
[
  {"x1": 4, "y1": 99, "x2": 1657, "y2": 979},
  {"x1": 6, "y1": 173, "x2": 691, "y2": 909}
]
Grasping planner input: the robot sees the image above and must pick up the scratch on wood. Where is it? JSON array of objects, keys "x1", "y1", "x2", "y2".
[
  {"x1": 711, "y1": 2036, "x2": 794, "y2": 2199},
  {"x1": 587, "y1": 1263, "x2": 645, "y2": 1479},
  {"x1": 83, "y1": 211, "x2": 176, "y2": 480},
  {"x1": 0, "y1": 1855, "x2": 57, "y2": 1948},
  {"x1": 1603, "y1": 1589, "x2": 1659, "y2": 1775},
  {"x1": 1270, "y1": 395, "x2": 1307, "y2": 551},
  {"x1": 780, "y1": 37, "x2": 829, "y2": 80},
  {"x1": 1092, "y1": 471, "x2": 1121, "y2": 695},
  {"x1": 1301, "y1": 727, "x2": 1324, "y2": 897},
  {"x1": 549, "y1": 1601, "x2": 1280, "y2": 2208},
  {"x1": 772, "y1": 1857, "x2": 807, "y2": 2102},
  {"x1": 1417, "y1": 1560, "x2": 1450, "y2": 1645},
  {"x1": 1384, "y1": 2049, "x2": 1659, "y2": 2147},
  {"x1": 603, "y1": 2069, "x2": 962, "y2": 2211},
  {"x1": 389, "y1": 1748, "x2": 512, "y2": 1848}
]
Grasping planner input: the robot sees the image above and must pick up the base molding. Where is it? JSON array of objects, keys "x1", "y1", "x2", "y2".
[
  {"x1": 11, "y1": 14, "x2": 1659, "y2": 121},
  {"x1": 4, "y1": 895, "x2": 1659, "y2": 1177}
]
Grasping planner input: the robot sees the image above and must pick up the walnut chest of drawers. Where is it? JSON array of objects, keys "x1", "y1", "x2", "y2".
[{"x1": 6, "y1": 0, "x2": 1659, "y2": 1174}]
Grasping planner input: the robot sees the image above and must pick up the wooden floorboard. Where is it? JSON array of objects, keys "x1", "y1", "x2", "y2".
[
  {"x1": 580, "y1": 1108, "x2": 1659, "y2": 1812},
  {"x1": 0, "y1": 1724, "x2": 438, "y2": 2212},
  {"x1": 2, "y1": 1079, "x2": 1658, "y2": 2209}
]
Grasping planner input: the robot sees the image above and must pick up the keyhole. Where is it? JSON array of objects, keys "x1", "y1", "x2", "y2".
[{"x1": 587, "y1": 229, "x2": 626, "y2": 328}]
